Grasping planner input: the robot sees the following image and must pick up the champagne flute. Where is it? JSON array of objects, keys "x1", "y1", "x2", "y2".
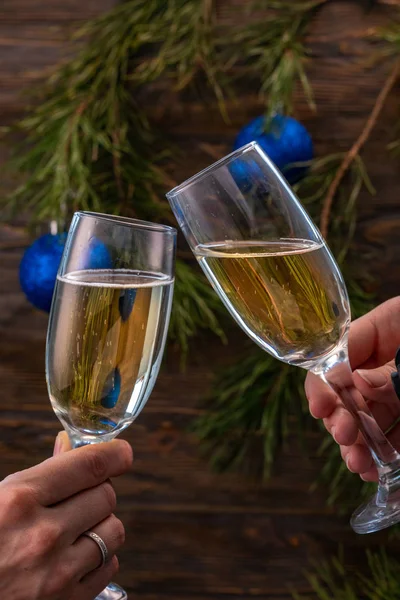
[
  {"x1": 46, "y1": 211, "x2": 176, "y2": 599},
  {"x1": 166, "y1": 141, "x2": 400, "y2": 535}
]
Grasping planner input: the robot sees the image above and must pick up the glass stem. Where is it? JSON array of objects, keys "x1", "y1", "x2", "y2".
[{"x1": 312, "y1": 344, "x2": 400, "y2": 503}]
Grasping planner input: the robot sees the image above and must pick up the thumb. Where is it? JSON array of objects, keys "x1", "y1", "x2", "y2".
[
  {"x1": 355, "y1": 360, "x2": 397, "y2": 401},
  {"x1": 353, "y1": 360, "x2": 400, "y2": 433},
  {"x1": 53, "y1": 431, "x2": 72, "y2": 456}
]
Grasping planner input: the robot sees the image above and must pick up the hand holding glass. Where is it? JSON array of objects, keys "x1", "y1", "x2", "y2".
[
  {"x1": 166, "y1": 142, "x2": 400, "y2": 535},
  {"x1": 46, "y1": 212, "x2": 176, "y2": 599}
]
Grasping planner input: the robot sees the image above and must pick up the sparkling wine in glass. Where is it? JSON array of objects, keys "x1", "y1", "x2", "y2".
[
  {"x1": 46, "y1": 212, "x2": 176, "y2": 599},
  {"x1": 166, "y1": 142, "x2": 400, "y2": 535}
]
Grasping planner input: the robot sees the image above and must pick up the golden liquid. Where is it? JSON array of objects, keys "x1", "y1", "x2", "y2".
[
  {"x1": 46, "y1": 269, "x2": 173, "y2": 435},
  {"x1": 195, "y1": 240, "x2": 349, "y2": 366}
]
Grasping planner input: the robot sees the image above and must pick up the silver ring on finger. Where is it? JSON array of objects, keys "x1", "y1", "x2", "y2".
[{"x1": 82, "y1": 530, "x2": 109, "y2": 568}]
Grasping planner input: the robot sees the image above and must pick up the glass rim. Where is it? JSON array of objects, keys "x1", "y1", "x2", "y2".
[
  {"x1": 166, "y1": 142, "x2": 259, "y2": 199},
  {"x1": 75, "y1": 211, "x2": 177, "y2": 235}
]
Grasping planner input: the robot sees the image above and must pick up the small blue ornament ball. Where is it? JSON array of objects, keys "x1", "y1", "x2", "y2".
[
  {"x1": 233, "y1": 114, "x2": 314, "y2": 184},
  {"x1": 77, "y1": 236, "x2": 112, "y2": 272},
  {"x1": 101, "y1": 367, "x2": 121, "y2": 409},
  {"x1": 19, "y1": 232, "x2": 113, "y2": 313},
  {"x1": 19, "y1": 233, "x2": 67, "y2": 313}
]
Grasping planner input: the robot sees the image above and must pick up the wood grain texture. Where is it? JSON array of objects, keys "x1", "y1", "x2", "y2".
[{"x1": 1, "y1": 1, "x2": 400, "y2": 598}]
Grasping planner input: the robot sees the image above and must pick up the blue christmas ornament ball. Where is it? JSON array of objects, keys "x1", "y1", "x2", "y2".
[
  {"x1": 233, "y1": 114, "x2": 313, "y2": 184},
  {"x1": 101, "y1": 367, "x2": 121, "y2": 409},
  {"x1": 19, "y1": 233, "x2": 67, "y2": 313},
  {"x1": 77, "y1": 236, "x2": 112, "y2": 271},
  {"x1": 19, "y1": 233, "x2": 113, "y2": 313}
]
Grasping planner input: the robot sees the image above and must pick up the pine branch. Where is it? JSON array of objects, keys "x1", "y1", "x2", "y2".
[
  {"x1": 1, "y1": 0, "x2": 172, "y2": 225},
  {"x1": 132, "y1": 0, "x2": 231, "y2": 119},
  {"x1": 193, "y1": 348, "x2": 309, "y2": 478},
  {"x1": 376, "y1": 12, "x2": 400, "y2": 50},
  {"x1": 132, "y1": 0, "x2": 320, "y2": 119},
  {"x1": 320, "y1": 58, "x2": 400, "y2": 238},
  {"x1": 169, "y1": 259, "x2": 227, "y2": 363},
  {"x1": 294, "y1": 548, "x2": 400, "y2": 599},
  {"x1": 227, "y1": 1, "x2": 322, "y2": 116},
  {"x1": 1, "y1": 0, "x2": 323, "y2": 226},
  {"x1": 1, "y1": 0, "x2": 324, "y2": 227}
]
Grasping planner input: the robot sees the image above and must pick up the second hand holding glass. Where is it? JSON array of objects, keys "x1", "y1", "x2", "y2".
[{"x1": 167, "y1": 141, "x2": 400, "y2": 535}]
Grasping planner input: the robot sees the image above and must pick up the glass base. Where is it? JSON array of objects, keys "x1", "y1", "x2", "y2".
[
  {"x1": 96, "y1": 583, "x2": 127, "y2": 600},
  {"x1": 351, "y1": 489, "x2": 400, "y2": 534}
]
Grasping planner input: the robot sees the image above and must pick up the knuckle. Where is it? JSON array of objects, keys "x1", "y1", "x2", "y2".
[
  {"x1": 377, "y1": 297, "x2": 400, "y2": 331},
  {"x1": 0, "y1": 483, "x2": 36, "y2": 519},
  {"x1": 86, "y1": 449, "x2": 108, "y2": 480},
  {"x1": 32, "y1": 520, "x2": 63, "y2": 554},
  {"x1": 101, "y1": 481, "x2": 116, "y2": 512},
  {"x1": 386, "y1": 296, "x2": 400, "y2": 313},
  {"x1": 2, "y1": 471, "x2": 21, "y2": 485}
]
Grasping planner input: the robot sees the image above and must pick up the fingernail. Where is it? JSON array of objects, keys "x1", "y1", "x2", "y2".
[
  {"x1": 53, "y1": 432, "x2": 63, "y2": 456},
  {"x1": 331, "y1": 426, "x2": 337, "y2": 442},
  {"x1": 345, "y1": 455, "x2": 353, "y2": 472},
  {"x1": 356, "y1": 369, "x2": 387, "y2": 388}
]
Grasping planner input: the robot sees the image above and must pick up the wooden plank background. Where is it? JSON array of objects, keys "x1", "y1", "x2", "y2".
[{"x1": 1, "y1": 1, "x2": 400, "y2": 598}]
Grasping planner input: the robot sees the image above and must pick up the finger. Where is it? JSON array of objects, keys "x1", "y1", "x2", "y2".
[
  {"x1": 52, "y1": 480, "x2": 117, "y2": 542},
  {"x1": 323, "y1": 407, "x2": 359, "y2": 446},
  {"x1": 77, "y1": 555, "x2": 119, "y2": 599},
  {"x1": 340, "y1": 443, "x2": 374, "y2": 474},
  {"x1": 23, "y1": 439, "x2": 133, "y2": 506},
  {"x1": 53, "y1": 432, "x2": 72, "y2": 456},
  {"x1": 72, "y1": 514, "x2": 125, "y2": 578},
  {"x1": 355, "y1": 361, "x2": 400, "y2": 407},
  {"x1": 360, "y1": 467, "x2": 379, "y2": 482},
  {"x1": 305, "y1": 372, "x2": 338, "y2": 419},
  {"x1": 348, "y1": 297, "x2": 400, "y2": 369}
]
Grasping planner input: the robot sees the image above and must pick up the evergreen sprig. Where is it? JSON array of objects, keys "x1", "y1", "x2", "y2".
[
  {"x1": 194, "y1": 348, "x2": 308, "y2": 478},
  {"x1": 132, "y1": 0, "x2": 231, "y2": 118},
  {"x1": 169, "y1": 259, "x2": 227, "y2": 362},
  {"x1": 1, "y1": 0, "x2": 325, "y2": 222},
  {"x1": 293, "y1": 549, "x2": 400, "y2": 599},
  {"x1": 228, "y1": 1, "x2": 323, "y2": 116},
  {"x1": 2, "y1": 0, "x2": 170, "y2": 225}
]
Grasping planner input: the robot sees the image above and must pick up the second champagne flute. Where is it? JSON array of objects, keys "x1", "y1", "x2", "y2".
[{"x1": 166, "y1": 141, "x2": 400, "y2": 535}]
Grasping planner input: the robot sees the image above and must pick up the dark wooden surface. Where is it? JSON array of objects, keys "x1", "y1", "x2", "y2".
[{"x1": 1, "y1": 1, "x2": 400, "y2": 598}]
